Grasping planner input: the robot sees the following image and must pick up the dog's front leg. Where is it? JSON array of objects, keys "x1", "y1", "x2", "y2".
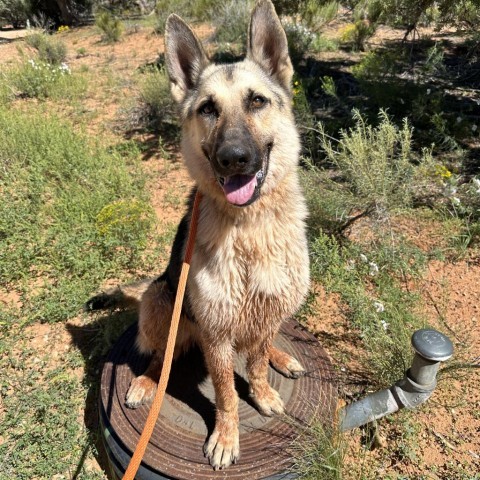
[
  {"x1": 247, "y1": 340, "x2": 285, "y2": 417},
  {"x1": 202, "y1": 340, "x2": 240, "y2": 470}
]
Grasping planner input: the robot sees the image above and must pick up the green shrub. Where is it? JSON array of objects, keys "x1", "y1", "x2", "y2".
[
  {"x1": 25, "y1": 33, "x2": 68, "y2": 65},
  {"x1": 311, "y1": 35, "x2": 339, "y2": 53},
  {"x1": 339, "y1": 20, "x2": 376, "y2": 51},
  {"x1": 283, "y1": 21, "x2": 318, "y2": 64},
  {"x1": 0, "y1": 0, "x2": 29, "y2": 28},
  {"x1": 139, "y1": 66, "x2": 175, "y2": 127},
  {"x1": 95, "y1": 10, "x2": 124, "y2": 43},
  {"x1": 351, "y1": 49, "x2": 403, "y2": 81},
  {"x1": 125, "y1": 65, "x2": 177, "y2": 134},
  {"x1": 300, "y1": 0, "x2": 339, "y2": 32},
  {"x1": 317, "y1": 109, "x2": 433, "y2": 219},
  {"x1": 420, "y1": 43, "x2": 446, "y2": 76},
  {"x1": 154, "y1": 0, "x2": 181, "y2": 34},
  {"x1": 96, "y1": 199, "x2": 154, "y2": 251},
  {"x1": 8, "y1": 58, "x2": 86, "y2": 99},
  {"x1": 211, "y1": 0, "x2": 252, "y2": 44},
  {"x1": 320, "y1": 75, "x2": 337, "y2": 98},
  {"x1": 154, "y1": 0, "x2": 223, "y2": 34}
]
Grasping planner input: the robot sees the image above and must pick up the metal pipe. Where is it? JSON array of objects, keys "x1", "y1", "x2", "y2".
[{"x1": 339, "y1": 329, "x2": 453, "y2": 432}]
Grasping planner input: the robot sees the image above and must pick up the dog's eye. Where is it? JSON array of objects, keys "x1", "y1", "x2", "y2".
[
  {"x1": 251, "y1": 96, "x2": 266, "y2": 109},
  {"x1": 199, "y1": 101, "x2": 216, "y2": 116}
]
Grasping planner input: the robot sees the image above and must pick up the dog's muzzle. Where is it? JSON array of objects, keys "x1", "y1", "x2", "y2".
[{"x1": 215, "y1": 143, "x2": 272, "y2": 207}]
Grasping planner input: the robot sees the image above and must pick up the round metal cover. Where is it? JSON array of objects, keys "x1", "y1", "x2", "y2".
[
  {"x1": 411, "y1": 329, "x2": 454, "y2": 362},
  {"x1": 100, "y1": 319, "x2": 337, "y2": 479}
]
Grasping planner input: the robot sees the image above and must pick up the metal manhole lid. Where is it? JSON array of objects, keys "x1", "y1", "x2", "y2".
[{"x1": 100, "y1": 319, "x2": 337, "y2": 479}]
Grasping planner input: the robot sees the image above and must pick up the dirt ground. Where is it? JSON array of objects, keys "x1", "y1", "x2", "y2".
[{"x1": 1, "y1": 21, "x2": 478, "y2": 479}]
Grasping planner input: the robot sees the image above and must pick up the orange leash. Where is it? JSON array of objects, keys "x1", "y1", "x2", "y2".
[{"x1": 122, "y1": 190, "x2": 202, "y2": 480}]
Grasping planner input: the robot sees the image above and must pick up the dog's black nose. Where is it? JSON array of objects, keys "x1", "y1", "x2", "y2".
[{"x1": 216, "y1": 144, "x2": 251, "y2": 171}]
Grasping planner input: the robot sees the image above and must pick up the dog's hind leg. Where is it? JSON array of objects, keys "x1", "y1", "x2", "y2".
[
  {"x1": 269, "y1": 345, "x2": 305, "y2": 379},
  {"x1": 125, "y1": 279, "x2": 197, "y2": 408}
]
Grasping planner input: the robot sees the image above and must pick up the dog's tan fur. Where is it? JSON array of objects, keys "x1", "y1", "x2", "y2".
[{"x1": 88, "y1": 0, "x2": 310, "y2": 470}]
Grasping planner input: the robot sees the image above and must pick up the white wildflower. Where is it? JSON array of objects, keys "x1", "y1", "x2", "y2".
[
  {"x1": 444, "y1": 185, "x2": 457, "y2": 196},
  {"x1": 380, "y1": 320, "x2": 390, "y2": 331},
  {"x1": 456, "y1": 116, "x2": 462, "y2": 123},
  {"x1": 369, "y1": 262, "x2": 379, "y2": 276},
  {"x1": 374, "y1": 301, "x2": 385, "y2": 313},
  {"x1": 473, "y1": 178, "x2": 480, "y2": 194},
  {"x1": 60, "y1": 62, "x2": 71, "y2": 74},
  {"x1": 472, "y1": 124, "x2": 478, "y2": 132},
  {"x1": 345, "y1": 259, "x2": 356, "y2": 271}
]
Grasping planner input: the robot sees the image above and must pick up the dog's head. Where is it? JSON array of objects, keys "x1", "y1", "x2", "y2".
[{"x1": 165, "y1": 0, "x2": 300, "y2": 207}]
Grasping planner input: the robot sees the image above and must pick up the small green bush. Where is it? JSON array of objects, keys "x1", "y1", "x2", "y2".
[
  {"x1": 124, "y1": 65, "x2": 177, "y2": 134},
  {"x1": 283, "y1": 21, "x2": 318, "y2": 64},
  {"x1": 95, "y1": 10, "x2": 124, "y2": 43},
  {"x1": 25, "y1": 33, "x2": 67, "y2": 65},
  {"x1": 96, "y1": 199, "x2": 154, "y2": 250},
  {"x1": 320, "y1": 75, "x2": 337, "y2": 98},
  {"x1": 300, "y1": 0, "x2": 339, "y2": 32},
  {"x1": 139, "y1": 65, "x2": 174, "y2": 120},
  {"x1": 311, "y1": 35, "x2": 339, "y2": 53},
  {"x1": 0, "y1": 0, "x2": 29, "y2": 28},
  {"x1": 8, "y1": 58, "x2": 86, "y2": 99},
  {"x1": 339, "y1": 20, "x2": 376, "y2": 51},
  {"x1": 317, "y1": 109, "x2": 433, "y2": 219},
  {"x1": 351, "y1": 49, "x2": 403, "y2": 81},
  {"x1": 211, "y1": 0, "x2": 252, "y2": 44},
  {"x1": 154, "y1": 0, "x2": 222, "y2": 34}
]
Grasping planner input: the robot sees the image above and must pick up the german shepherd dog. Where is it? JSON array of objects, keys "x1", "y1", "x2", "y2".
[{"x1": 88, "y1": 0, "x2": 310, "y2": 470}]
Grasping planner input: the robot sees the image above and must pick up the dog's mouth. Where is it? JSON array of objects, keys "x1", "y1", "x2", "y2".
[
  {"x1": 216, "y1": 144, "x2": 271, "y2": 207},
  {"x1": 218, "y1": 169, "x2": 264, "y2": 206}
]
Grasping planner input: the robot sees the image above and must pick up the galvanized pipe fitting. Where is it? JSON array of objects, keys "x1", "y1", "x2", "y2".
[{"x1": 339, "y1": 329, "x2": 454, "y2": 432}]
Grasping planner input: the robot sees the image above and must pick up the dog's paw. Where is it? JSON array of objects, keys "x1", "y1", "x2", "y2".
[
  {"x1": 269, "y1": 348, "x2": 305, "y2": 379},
  {"x1": 276, "y1": 356, "x2": 305, "y2": 379},
  {"x1": 251, "y1": 385, "x2": 285, "y2": 416},
  {"x1": 125, "y1": 375, "x2": 157, "y2": 409},
  {"x1": 204, "y1": 426, "x2": 240, "y2": 470}
]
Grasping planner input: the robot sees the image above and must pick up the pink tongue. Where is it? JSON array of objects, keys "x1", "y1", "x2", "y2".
[{"x1": 223, "y1": 175, "x2": 257, "y2": 205}]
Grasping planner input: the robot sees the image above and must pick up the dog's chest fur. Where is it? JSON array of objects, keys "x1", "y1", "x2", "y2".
[{"x1": 187, "y1": 189, "x2": 309, "y2": 347}]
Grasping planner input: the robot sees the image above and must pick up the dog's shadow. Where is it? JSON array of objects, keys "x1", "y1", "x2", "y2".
[{"x1": 68, "y1": 309, "x2": 256, "y2": 457}]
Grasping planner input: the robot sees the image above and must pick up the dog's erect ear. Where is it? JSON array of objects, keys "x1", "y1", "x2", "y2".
[
  {"x1": 165, "y1": 14, "x2": 209, "y2": 103},
  {"x1": 247, "y1": 0, "x2": 293, "y2": 91}
]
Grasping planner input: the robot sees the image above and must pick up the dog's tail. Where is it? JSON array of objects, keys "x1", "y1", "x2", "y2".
[{"x1": 84, "y1": 278, "x2": 154, "y2": 312}]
